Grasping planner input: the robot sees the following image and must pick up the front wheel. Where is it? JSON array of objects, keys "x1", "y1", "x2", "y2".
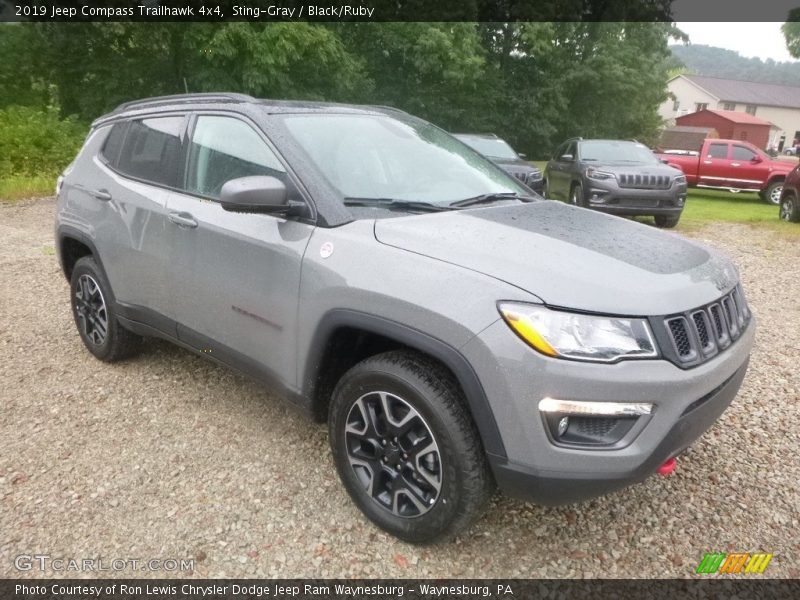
[
  {"x1": 780, "y1": 195, "x2": 800, "y2": 222},
  {"x1": 328, "y1": 351, "x2": 494, "y2": 543},
  {"x1": 654, "y1": 214, "x2": 681, "y2": 228},
  {"x1": 570, "y1": 182, "x2": 585, "y2": 206},
  {"x1": 761, "y1": 180, "x2": 784, "y2": 205}
]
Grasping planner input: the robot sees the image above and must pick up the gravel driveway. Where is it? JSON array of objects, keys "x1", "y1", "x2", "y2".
[{"x1": 1, "y1": 197, "x2": 798, "y2": 579}]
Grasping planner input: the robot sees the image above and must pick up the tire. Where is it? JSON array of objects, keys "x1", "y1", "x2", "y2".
[
  {"x1": 328, "y1": 350, "x2": 494, "y2": 543},
  {"x1": 780, "y1": 194, "x2": 800, "y2": 222},
  {"x1": 654, "y1": 214, "x2": 681, "y2": 228},
  {"x1": 70, "y1": 256, "x2": 143, "y2": 362},
  {"x1": 761, "y1": 180, "x2": 784, "y2": 205},
  {"x1": 570, "y1": 182, "x2": 584, "y2": 206}
]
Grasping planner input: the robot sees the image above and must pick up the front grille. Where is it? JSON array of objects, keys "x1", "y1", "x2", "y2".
[
  {"x1": 511, "y1": 171, "x2": 541, "y2": 185},
  {"x1": 659, "y1": 285, "x2": 751, "y2": 368},
  {"x1": 617, "y1": 173, "x2": 672, "y2": 190}
]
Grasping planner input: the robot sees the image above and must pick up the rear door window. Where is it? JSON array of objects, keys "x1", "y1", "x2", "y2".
[
  {"x1": 117, "y1": 116, "x2": 184, "y2": 187},
  {"x1": 185, "y1": 116, "x2": 286, "y2": 200}
]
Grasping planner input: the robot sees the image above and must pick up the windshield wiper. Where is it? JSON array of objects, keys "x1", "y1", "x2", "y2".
[
  {"x1": 449, "y1": 192, "x2": 536, "y2": 208},
  {"x1": 343, "y1": 197, "x2": 453, "y2": 212}
]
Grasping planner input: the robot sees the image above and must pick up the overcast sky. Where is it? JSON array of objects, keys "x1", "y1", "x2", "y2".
[{"x1": 674, "y1": 23, "x2": 797, "y2": 63}]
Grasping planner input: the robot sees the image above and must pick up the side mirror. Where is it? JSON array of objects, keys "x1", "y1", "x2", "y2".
[
  {"x1": 518, "y1": 152, "x2": 527, "y2": 159},
  {"x1": 660, "y1": 158, "x2": 669, "y2": 164},
  {"x1": 560, "y1": 154, "x2": 574, "y2": 162},
  {"x1": 220, "y1": 176, "x2": 291, "y2": 214},
  {"x1": 751, "y1": 155, "x2": 763, "y2": 164}
]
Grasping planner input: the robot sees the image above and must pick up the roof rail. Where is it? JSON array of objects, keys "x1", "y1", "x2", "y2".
[{"x1": 113, "y1": 93, "x2": 256, "y2": 113}]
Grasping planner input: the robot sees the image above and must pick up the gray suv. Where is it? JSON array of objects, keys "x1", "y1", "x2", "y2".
[
  {"x1": 545, "y1": 138, "x2": 687, "y2": 228},
  {"x1": 56, "y1": 94, "x2": 754, "y2": 543}
]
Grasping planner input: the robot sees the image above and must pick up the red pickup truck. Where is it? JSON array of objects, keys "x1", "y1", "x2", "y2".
[{"x1": 656, "y1": 139, "x2": 795, "y2": 205}]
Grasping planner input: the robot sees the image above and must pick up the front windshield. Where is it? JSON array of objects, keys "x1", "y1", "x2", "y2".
[
  {"x1": 282, "y1": 114, "x2": 529, "y2": 204},
  {"x1": 580, "y1": 141, "x2": 660, "y2": 165},
  {"x1": 457, "y1": 136, "x2": 520, "y2": 160}
]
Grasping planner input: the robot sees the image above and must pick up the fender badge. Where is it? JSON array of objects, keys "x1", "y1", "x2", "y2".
[{"x1": 320, "y1": 242, "x2": 334, "y2": 258}]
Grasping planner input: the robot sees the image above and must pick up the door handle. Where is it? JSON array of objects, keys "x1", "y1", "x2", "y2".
[
  {"x1": 731, "y1": 162, "x2": 741, "y2": 167},
  {"x1": 89, "y1": 188, "x2": 112, "y2": 201},
  {"x1": 168, "y1": 212, "x2": 198, "y2": 229},
  {"x1": 703, "y1": 160, "x2": 713, "y2": 164}
]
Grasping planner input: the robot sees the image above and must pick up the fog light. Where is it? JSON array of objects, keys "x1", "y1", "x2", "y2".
[{"x1": 557, "y1": 416, "x2": 569, "y2": 437}]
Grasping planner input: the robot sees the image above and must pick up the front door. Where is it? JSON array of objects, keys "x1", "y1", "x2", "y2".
[
  {"x1": 165, "y1": 114, "x2": 314, "y2": 389},
  {"x1": 698, "y1": 141, "x2": 733, "y2": 188}
]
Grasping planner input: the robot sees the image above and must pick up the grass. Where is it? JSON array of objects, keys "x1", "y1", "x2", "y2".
[{"x1": 0, "y1": 174, "x2": 57, "y2": 202}]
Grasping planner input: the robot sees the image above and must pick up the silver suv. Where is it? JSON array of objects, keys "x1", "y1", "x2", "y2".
[{"x1": 56, "y1": 94, "x2": 755, "y2": 543}]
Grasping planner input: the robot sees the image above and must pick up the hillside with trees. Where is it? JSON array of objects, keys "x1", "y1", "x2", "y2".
[
  {"x1": 669, "y1": 44, "x2": 800, "y2": 86},
  {"x1": 1, "y1": 22, "x2": 682, "y2": 166}
]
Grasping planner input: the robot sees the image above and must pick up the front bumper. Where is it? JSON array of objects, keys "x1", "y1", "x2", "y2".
[
  {"x1": 489, "y1": 361, "x2": 748, "y2": 504},
  {"x1": 461, "y1": 315, "x2": 754, "y2": 505},
  {"x1": 582, "y1": 179, "x2": 687, "y2": 216}
]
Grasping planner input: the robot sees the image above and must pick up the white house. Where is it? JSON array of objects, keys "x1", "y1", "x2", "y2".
[{"x1": 660, "y1": 74, "x2": 800, "y2": 150}]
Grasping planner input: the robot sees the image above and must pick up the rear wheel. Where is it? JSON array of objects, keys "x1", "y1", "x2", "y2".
[
  {"x1": 654, "y1": 214, "x2": 681, "y2": 228},
  {"x1": 761, "y1": 180, "x2": 784, "y2": 205},
  {"x1": 780, "y1": 194, "x2": 800, "y2": 222},
  {"x1": 70, "y1": 256, "x2": 143, "y2": 362},
  {"x1": 329, "y1": 350, "x2": 494, "y2": 543}
]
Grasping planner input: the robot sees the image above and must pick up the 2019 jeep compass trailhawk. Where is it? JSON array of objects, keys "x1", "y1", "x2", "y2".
[{"x1": 56, "y1": 94, "x2": 755, "y2": 542}]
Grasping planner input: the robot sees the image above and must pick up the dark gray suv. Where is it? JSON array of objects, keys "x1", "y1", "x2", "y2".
[
  {"x1": 545, "y1": 138, "x2": 687, "y2": 228},
  {"x1": 56, "y1": 94, "x2": 753, "y2": 543},
  {"x1": 454, "y1": 133, "x2": 544, "y2": 194}
]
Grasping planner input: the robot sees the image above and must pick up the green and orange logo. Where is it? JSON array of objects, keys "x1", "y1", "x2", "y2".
[{"x1": 696, "y1": 552, "x2": 773, "y2": 574}]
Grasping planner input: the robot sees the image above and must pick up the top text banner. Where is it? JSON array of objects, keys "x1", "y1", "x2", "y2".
[{"x1": 2, "y1": 0, "x2": 800, "y2": 22}]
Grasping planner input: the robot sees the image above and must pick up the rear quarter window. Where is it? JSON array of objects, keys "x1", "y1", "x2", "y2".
[
  {"x1": 117, "y1": 116, "x2": 184, "y2": 187},
  {"x1": 99, "y1": 122, "x2": 127, "y2": 166}
]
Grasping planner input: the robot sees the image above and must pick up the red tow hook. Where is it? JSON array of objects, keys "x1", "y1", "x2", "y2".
[{"x1": 657, "y1": 457, "x2": 677, "y2": 476}]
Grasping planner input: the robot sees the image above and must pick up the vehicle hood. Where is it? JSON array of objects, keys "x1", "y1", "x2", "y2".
[
  {"x1": 373, "y1": 201, "x2": 739, "y2": 316},
  {"x1": 491, "y1": 157, "x2": 541, "y2": 173},
  {"x1": 765, "y1": 158, "x2": 796, "y2": 173}
]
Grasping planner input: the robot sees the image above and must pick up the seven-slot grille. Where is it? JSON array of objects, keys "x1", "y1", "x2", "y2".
[
  {"x1": 617, "y1": 173, "x2": 672, "y2": 190},
  {"x1": 662, "y1": 285, "x2": 750, "y2": 366}
]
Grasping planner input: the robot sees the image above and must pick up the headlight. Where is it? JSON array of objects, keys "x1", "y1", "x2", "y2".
[
  {"x1": 585, "y1": 168, "x2": 615, "y2": 181},
  {"x1": 498, "y1": 302, "x2": 658, "y2": 363},
  {"x1": 673, "y1": 174, "x2": 686, "y2": 184}
]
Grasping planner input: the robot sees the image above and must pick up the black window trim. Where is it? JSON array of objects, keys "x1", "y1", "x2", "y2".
[
  {"x1": 97, "y1": 110, "x2": 190, "y2": 193},
  {"x1": 180, "y1": 110, "x2": 317, "y2": 224}
]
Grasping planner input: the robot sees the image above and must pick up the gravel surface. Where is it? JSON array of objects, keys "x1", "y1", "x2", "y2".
[{"x1": 1, "y1": 197, "x2": 798, "y2": 579}]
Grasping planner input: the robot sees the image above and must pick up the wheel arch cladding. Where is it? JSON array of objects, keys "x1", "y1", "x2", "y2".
[{"x1": 304, "y1": 309, "x2": 507, "y2": 458}]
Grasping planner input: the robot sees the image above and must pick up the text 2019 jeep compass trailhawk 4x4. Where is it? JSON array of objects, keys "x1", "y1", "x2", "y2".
[{"x1": 56, "y1": 94, "x2": 754, "y2": 543}]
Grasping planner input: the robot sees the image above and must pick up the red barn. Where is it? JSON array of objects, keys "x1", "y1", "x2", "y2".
[{"x1": 675, "y1": 109, "x2": 773, "y2": 149}]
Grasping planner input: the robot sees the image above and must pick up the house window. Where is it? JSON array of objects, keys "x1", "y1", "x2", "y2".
[
  {"x1": 745, "y1": 105, "x2": 757, "y2": 115},
  {"x1": 722, "y1": 102, "x2": 736, "y2": 111},
  {"x1": 695, "y1": 102, "x2": 709, "y2": 111},
  {"x1": 672, "y1": 99, "x2": 680, "y2": 111}
]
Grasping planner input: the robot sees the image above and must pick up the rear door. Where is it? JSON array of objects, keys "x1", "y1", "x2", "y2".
[
  {"x1": 164, "y1": 113, "x2": 315, "y2": 388},
  {"x1": 90, "y1": 115, "x2": 186, "y2": 325},
  {"x1": 697, "y1": 142, "x2": 733, "y2": 187}
]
